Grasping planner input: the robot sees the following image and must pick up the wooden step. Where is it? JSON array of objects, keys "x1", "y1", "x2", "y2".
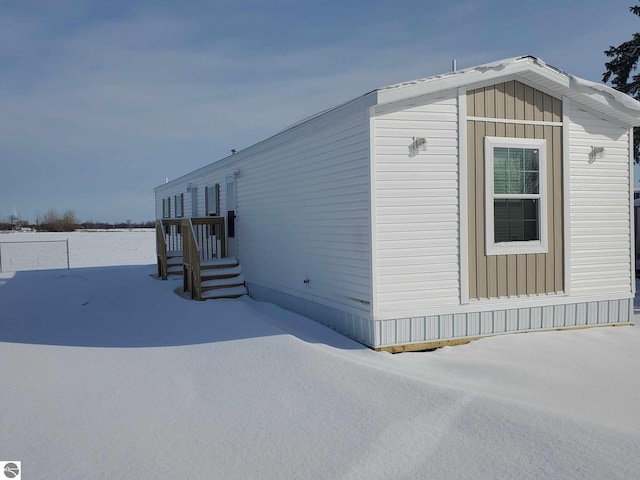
[
  {"x1": 201, "y1": 285, "x2": 248, "y2": 300},
  {"x1": 200, "y1": 257, "x2": 239, "y2": 269},
  {"x1": 201, "y1": 265, "x2": 242, "y2": 281},
  {"x1": 167, "y1": 265, "x2": 183, "y2": 275},
  {"x1": 201, "y1": 273, "x2": 245, "y2": 290},
  {"x1": 167, "y1": 256, "x2": 183, "y2": 266}
]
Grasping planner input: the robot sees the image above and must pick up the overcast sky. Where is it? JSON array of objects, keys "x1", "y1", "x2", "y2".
[{"x1": 1, "y1": 0, "x2": 638, "y2": 223}]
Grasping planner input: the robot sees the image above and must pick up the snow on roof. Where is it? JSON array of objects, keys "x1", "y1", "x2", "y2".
[
  {"x1": 376, "y1": 55, "x2": 640, "y2": 126},
  {"x1": 283, "y1": 56, "x2": 640, "y2": 136}
]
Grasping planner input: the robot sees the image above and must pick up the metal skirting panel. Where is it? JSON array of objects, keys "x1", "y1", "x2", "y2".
[
  {"x1": 374, "y1": 298, "x2": 633, "y2": 348},
  {"x1": 247, "y1": 283, "x2": 376, "y2": 347}
]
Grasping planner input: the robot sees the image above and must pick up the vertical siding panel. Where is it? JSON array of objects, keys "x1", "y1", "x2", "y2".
[
  {"x1": 537, "y1": 254, "x2": 545, "y2": 295},
  {"x1": 468, "y1": 120, "x2": 477, "y2": 299},
  {"x1": 506, "y1": 122, "x2": 516, "y2": 138},
  {"x1": 466, "y1": 82, "x2": 564, "y2": 300},
  {"x1": 526, "y1": 254, "x2": 537, "y2": 294},
  {"x1": 515, "y1": 81, "x2": 525, "y2": 120},
  {"x1": 524, "y1": 84, "x2": 535, "y2": 122},
  {"x1": 485, "y1": 86, "x2": 496, "y2": 118},
  {"x1": 543, "y1": 93, "x2": 553, "y2": 122},
  {"x1": 553, "y1": 126, "x2": 564, "y2": 291},
  {"x1": 544, "y1": 124, "x2": 555, "y2": 293},
  {"x1": 467, "y1": 90, "x2": 476, "y2": 116},
  {"x1": 495, "y1": 83, "x2": 506, "y2": 119},
  {"x1": 524, "y1": 124, "x2": 535, "y2": 140},
  {"x1": 475, "y1": 87, "x2": 486, "y2": 117},
  {"x1": 497, "y1": 256, "x2": 508, "y2": 297},
  {"x1": 505, "y1": 81, "x2": 516, "y2": 119},
  {"x1": 517, "y1": 255, "x2": 527, "y2": 294},
  {"x1": 475, "y1": 121, "x2": 487, "y2": 298},
  {"x1": 486, "y1": 122, "x2": 498, "y2": 298},
  {"x1": 552, "y1": 97, "x2": 563, "y2": 123},
  {"x1": 507, "y1": 256, "x2": 517, "y2": 296},
  {"x1": 534, "y1": 89, "x2": 544, "y2": 122}
]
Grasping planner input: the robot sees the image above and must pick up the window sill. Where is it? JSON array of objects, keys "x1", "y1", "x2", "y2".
[{"x1": 486, "y1": 241, "x2": 548, "y2": 256}]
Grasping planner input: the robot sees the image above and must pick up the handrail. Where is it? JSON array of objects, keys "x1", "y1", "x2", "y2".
[
  {"x1": 156, "y1": 220, "x2": 168, "y2": 279},
  {"x1": 157, "y1": 216, "x2": 227, "y2": 292},
  {"x1": 190, "y1": 216, "x2": 226, "y2": 259},
  {"x1": 182, "y1": 218, "x2": 202, "y2": 299}
]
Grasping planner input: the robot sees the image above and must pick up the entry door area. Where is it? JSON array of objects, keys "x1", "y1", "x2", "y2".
[{"x1": 226, "y1": 175, "x2": 238, "y2": 258}]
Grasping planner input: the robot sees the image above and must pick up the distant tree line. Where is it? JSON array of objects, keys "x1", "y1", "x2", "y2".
[{"x1": 0, "y1": 209, "x2": 154, "y2": 232}]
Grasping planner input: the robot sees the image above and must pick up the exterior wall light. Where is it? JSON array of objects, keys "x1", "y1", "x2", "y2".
[
  {"x1": 589, "y1": 146, "x2": 605, "y2": 163},
  {"x1": 409, "y1": 137, "x2": 428, "y2": 157}
]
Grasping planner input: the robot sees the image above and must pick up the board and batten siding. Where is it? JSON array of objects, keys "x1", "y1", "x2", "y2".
[
  {"x1": 467, "y1": 81, "x2": 564, "y2": 300},
  {"x1": 372, "y1": 93, "x2": 460, "y2": 317},
  {"x1": 568, "y1": 103, "x2": 633, "y2": 295}
]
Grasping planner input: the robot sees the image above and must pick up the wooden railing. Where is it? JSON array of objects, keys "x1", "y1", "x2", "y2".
[
  {"x1": 191, "y1": 216, "x2": 226, "y2": 260},
  {"x1": 156, "y1": 219, "x2": 183, "y2": 280},
  {"x1": 182, "y1": 219, "x2": 202, "y2": 299},
  {"x1": 161, "y1": 219, "x2": 183, "y2": 252},
  {"x1": 157, "y1": 217, "x2": 226, "y2": 287},
  {"x1": 156, "y1": 220, "x2": 167, "y2": 279}
]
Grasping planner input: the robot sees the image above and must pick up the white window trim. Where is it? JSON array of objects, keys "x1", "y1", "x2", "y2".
[{"x1": 485, "y1": 136, "x2": 548, "y2": 256}]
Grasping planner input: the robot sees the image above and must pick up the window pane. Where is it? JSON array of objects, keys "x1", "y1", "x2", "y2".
[
  {"x1": 524, "y1": 172, "x2": 539, "y2": 194},
  {"x1": 523, "y1": 220, "x2": 538, "y2": 241},
  {"x1": 494, "y1": 147, "x2": 540, "y2": 195},
  {"x1": 523, "y1": 198, "x2": 538, "y2": 220},
  {"x1": 494, "y1": 148, "x2": 509, "y2": 194},
  {"x1": 494, "y1": 199, "x2": 539, "y2": 242},
  {"x1": 494, "y1": 200, "x2": 509, "y2": 242},
  {"x1": 524, "y1": 149, "x2": 539, "y2": 171}
]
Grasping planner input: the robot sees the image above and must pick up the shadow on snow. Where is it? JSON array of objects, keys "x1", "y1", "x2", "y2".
[{"x1": 0, "y1": 265, "x2": 364, "y2": 350}]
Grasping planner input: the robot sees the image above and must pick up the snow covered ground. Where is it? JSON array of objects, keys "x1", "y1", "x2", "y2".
[{"x1": 0, "y1": 231, "x2": 638, "y2": 479}]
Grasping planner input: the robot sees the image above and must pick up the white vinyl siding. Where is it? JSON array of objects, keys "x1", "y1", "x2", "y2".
[
  {"x1": 239, "y1": 110, "x2": 372, "y2": 313},
  {"x1": 568, "y1": 104, "x2": 632, "y2": 295},
  {"x1": 155, "y1": 105, "x2": 373, "y2": 314},
  {"x1": 373, "y1": 94, "x2": 460, "y2": 317}
]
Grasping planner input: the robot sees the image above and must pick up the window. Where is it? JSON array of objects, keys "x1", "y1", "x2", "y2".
[
  {"x1": 175, "y1": 193, "x2": 184, "y2": 218},
  {"x1": 162, "y1": 197, "x2": 171, "y2": 218},
  {"x1": 485, "y1": 137, "x2": 547, "y2": 256},
  {"x1": 206, "y1": 184, "x2": 220, "y2": 216}
]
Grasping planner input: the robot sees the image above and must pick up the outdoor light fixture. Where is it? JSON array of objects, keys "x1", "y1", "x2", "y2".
[
  {"x1": 589, "y1": 146, "x2": 605, "y2": 163},
  {"x1": 408, "y1": 136, "x2": 428, "y2": 157}
]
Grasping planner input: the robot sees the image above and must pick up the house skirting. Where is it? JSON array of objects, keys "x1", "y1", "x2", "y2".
[
  {"x1": 247, "y1": 283, "x2": 633, "y2": 351},
  {"x1": 247, "y1": 282, "x2": 375, "y2": 347},
  {"x1": 374, "y1": 298, "x2": 634, "y2": 351}
]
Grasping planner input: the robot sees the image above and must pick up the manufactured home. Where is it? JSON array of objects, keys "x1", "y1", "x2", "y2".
[{"x1": 155, "y1": 56, "x2": 640, "y2": 351}]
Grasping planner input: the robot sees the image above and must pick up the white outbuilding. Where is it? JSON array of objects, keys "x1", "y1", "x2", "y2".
[{"x1": 155, "y1": 56, "x2": 640, "y2": 351}]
